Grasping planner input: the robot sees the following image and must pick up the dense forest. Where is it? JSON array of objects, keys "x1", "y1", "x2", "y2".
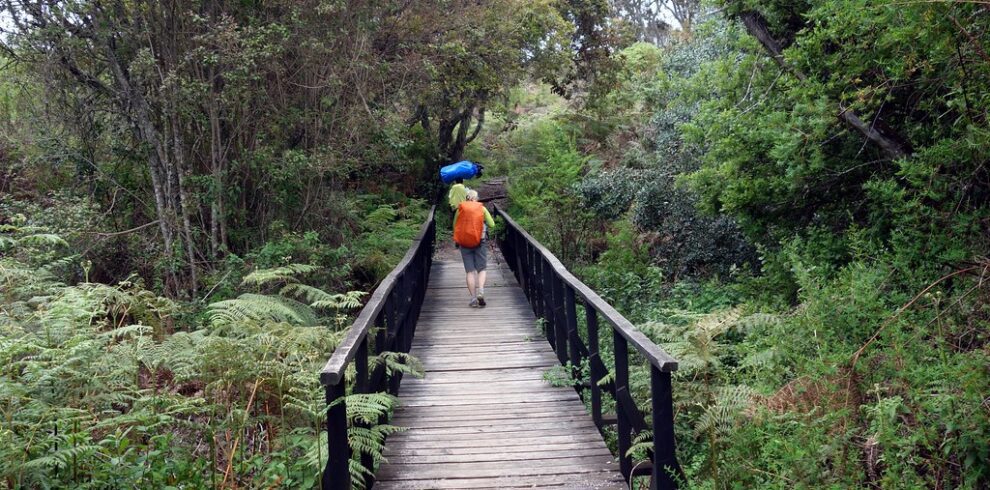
[{"x1": 1, "y1": 0, "x2": 988, "y2": 488}]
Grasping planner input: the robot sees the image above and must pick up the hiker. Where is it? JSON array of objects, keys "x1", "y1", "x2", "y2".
[
  {"x1": 453, "y1": 189, "x2": 495, "y2": 308},
  {"x1": 448, "y1": 178, "x2": 467, "y2": 213}
]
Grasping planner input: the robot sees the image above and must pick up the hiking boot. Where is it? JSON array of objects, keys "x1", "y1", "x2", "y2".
[
  {"x1": 477, "y1": 292, "x2": 486, "y2": 307},
  {"x1": 469, "y1": 297, "x2": 480, "y2": 308}
]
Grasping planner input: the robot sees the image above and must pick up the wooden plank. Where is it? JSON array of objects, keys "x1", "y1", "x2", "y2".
[
  {"x1": 383, "y1": 441, "x2": 612, "y2": 458},
  {"x1": 390, "y1": 416, "x2": 601, "y2": 431},
  {"x1": 376, "y1": 460, "x2": 621, "y2": 480},
  {"x1": 398, "y1": 384, "x2": 570, "y2": 396},
  {"x1": 374, "y1": 473, "x2": 625, "y2": 489},
  {"x1": 383, "y1": 432, "x2": 606, "y2": 450},
  {"x1": 388, "y1": 402, "x2": 593, "y2": 419},
  {"x1": 415, "y1": 352, "x2": 558, "y2": 363},
  {"x1": 415, "y1": 361, "x2": 556, "y2": 372},
  {"x1": 387, "y1": 426, "x2": 602, "y2": 443},
  {"x1": 398, "y1": 395, "x2": 576, "y2": 408},
  {"x1": 390, "y1": 410, "x2": 593, "y2": 427},
  {"x1": 385, "y1": 447, "x2": 612, "y2": 465},
  {"x1": 387, "y1": 420, "x2": 602, "y2": 435}
]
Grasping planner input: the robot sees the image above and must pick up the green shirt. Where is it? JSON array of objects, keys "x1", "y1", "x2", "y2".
[{"x1": 448, "y1": 183, "x2": 467, "y2": 210}]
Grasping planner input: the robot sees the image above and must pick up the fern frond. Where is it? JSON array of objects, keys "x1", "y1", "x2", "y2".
[
  {"x1": 740, "y1": 348, "x2": 776, "y2": 370},
  {"x1": 16, "y1": 234, "x2": 69, "y2": 249},
  {"x1": 208, "y1": 293, "x2": 319, "y2": 328},
  {"x1": 341, "y1": 392, "x2": 399, "y2": 425},
  {"x1": 368, "y1": 351, "x2": 424, "y2": 380},
  {"x1": 242, "y1": 264, "x2": 320, "y2": 288},
  {"x1": 693, "y1": 385, "x2": 756, "y2": 438},
  {"x1": 280, "y1": 283, "x2": 336, "y2": 303},
  {"x1": 311, "y1": 291, "x2": 366, "y2": 311},
  {"x1": 101, "y1": 324, "x2": 153, "y2": 341},
  {"x1": 627, "y1": 429, "x2": 654, "y2": 458},
  {"x1": 735, "y1": 312, "x2": 782, "y2": 332}
]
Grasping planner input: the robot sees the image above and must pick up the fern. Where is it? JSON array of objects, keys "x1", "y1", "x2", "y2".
[
  {"x1": 305, "y1": 392, "x2": 405, "y2": 490},
  {"x1": 208, "y1": 293, "x2": 319, "y2": 328},
  {"x1": 0, "y1": 215, "x2": 397, "y2": 488},
  {"x1": 309, "y1": 290, "x2": 365, "y2": 311},
  {"x1": 241, "y1": 263, "x2": 320, "y2": 288},
  {"x1": 369, "y1": 351, "x2": 425, "y2": 380},
  {"x1": 627, "y1": 429, "x2": 654, "y2": 458},
  {"x1": 340, "y1": 392, "x2": 400, "y2": 425},
  {"x1": 15, "y1": 233, "x2": 69, "y2": 249},
  {"x1": 693, "y1": 385, "x2": 755, "y2": 439}
]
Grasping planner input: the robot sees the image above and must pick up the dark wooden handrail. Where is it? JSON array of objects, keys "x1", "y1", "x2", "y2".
[
  {"x1": 495, "y1": 206, "x2": 684, "y2": 489},
  {"x1": 318, "y1": 206, "x2": 436, "y2": 489}
]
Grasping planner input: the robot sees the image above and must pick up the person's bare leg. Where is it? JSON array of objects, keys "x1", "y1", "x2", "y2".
[
  {"x1": 476, "y1": 270, "x2": 488, "y2": 306},
  {"x1": 466, "y1": 271, "x2": 477, "y2": 297}
]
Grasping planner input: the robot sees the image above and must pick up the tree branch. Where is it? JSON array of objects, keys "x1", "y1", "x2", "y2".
[
  {"x1": 738, "y1": 10, "x2": 911, "y2": 160},
  {"x1": 465, "y1": 106, "x2": 485, "y2": 144}
]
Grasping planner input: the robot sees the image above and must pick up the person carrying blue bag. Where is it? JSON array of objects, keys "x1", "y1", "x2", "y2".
[{"x1": 441, "y1": 160, "x2": 484, "y2": 219}]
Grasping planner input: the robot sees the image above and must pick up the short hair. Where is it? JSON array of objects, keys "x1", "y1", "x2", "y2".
[{"x1": 466, "y1": 190, "x2": 479, "y2": 201}]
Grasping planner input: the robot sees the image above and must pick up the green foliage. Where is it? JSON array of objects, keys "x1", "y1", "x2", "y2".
[
  {"x1": 480, "y1": 7, "x2": 990, "y2": 487},
  {"x1": 505, "y1": 119, "x2": 596, "y2": 263},
  {"x1": 0, "y1": 226, "x2": 419, "y2": 488}
]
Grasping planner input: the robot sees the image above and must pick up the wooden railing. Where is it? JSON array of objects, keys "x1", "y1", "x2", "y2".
[
  {"x1": 318, "y1": 206, "x2": 436, "y2": 489},
  {"x1": 495, "y1": 206, "x2": 684, "y2": 489}
]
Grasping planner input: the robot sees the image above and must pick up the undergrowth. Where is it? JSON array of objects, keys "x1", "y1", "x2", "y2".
[{"x1": 0, "y1": 203, "x2": 424, "y2": 488}]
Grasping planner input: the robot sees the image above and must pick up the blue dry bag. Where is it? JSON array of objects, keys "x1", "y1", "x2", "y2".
[{"x1": 439, "y1": 160, "x2": 479, "y2": 184}]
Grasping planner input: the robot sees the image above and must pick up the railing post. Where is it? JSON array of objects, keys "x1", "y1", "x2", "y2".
[
  {"x1": 585, "y1": 300, "x2": 603, "y2": 428},
  {"x1": 532, "y1": 233, "x2": 540, "y2": 308},
  {"x1": 371, "y1": 312, "x2": 386, "y2": 392},
  {"x1": 565, "y1": 286, "x2": 581, "y2": 379},
  {"x1": 322, "y1": 382, "x2": 349, "y2": 490},
  {"x1": 613, "y1": 329, "x2": 633, "y2": 480},
  {"x1": 552, "y1": 274, "x2": 568, "y2": 364},
  {"x1": 354, "y1": 335, "x2": 375, "y2": 483},
  {"x1": 386, "y1": 292, "x2": 400, "y2": 395},
  {"x1": 541, "y1": 257, "x2": 556, "y2": 348},
  {"x1": 532, "y1": 245, "x2": 542, "y2": 318},
  {"x1": 651, "y1": 367, "x2": 680, "y2": 489},
  {"x1": 515, "y1": 230, "x2": 527, "y2": 298},
  {"x1": 355, "y1": 336, "x2": 369, "y2": 394},
  {"x1": 400, "y1": 271, "x2": 413, "y2": 352}
]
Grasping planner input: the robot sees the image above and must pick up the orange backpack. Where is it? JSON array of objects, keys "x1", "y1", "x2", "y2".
[{"x1": 454, "y1": 201, "x2": 485, "y2": 248}]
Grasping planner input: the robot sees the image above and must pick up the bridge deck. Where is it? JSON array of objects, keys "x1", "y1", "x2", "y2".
[{"x1": 375, "y1": 259, "x2": 623, "y2": 489}]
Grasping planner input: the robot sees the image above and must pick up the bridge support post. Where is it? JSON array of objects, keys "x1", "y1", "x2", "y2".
[
  {"x1": 613, "y1": 330, "x2": 633, "y2": 480},
  {"x1": 551, "y1": 274, "x2": 568, "y2": 364},
  {"x1": 509, "y1": 233, "x2": 533, "y2": 294},
  {"x1": 323, "y1": 382, "x2": 350, "y2": 490},
  {"x1": 533, "y1": 248, "x2": 544, "y2": 319},
  {"x1": 565, "y1": 286, "x2": 581, "y2": 378},
  {"x1": 585, "y1": 302, "x2": 603, "y2": 428},
  {"x1": 651, "y1": 368, "x2": 682, "y2": 489},
  {"x1": 541, "y1": 258, "x2": 555, "y2": 348}
]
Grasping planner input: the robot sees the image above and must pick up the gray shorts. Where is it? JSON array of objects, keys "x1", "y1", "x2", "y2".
[{"x1": 459, "y1": 241, "x2": 488, "y2": 272}]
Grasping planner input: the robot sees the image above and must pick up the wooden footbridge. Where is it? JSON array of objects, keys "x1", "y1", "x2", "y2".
[{"x1": 320, "y1": 207, "x2": 683, "y2": 489}]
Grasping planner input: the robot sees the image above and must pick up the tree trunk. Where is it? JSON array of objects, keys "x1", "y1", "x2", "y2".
[
  {"x1": 172, "y1": 113, "x2": 199, "y2": 298},
  {"x1": 105, "y1": 40, "x2": 182, "y2": 295}
]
